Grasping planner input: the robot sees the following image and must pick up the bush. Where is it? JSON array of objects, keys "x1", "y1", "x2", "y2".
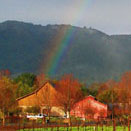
[
  {"x1": 36, "y1": 118, "x2": 43, "y2": 124},
  {"x1": 9, "y1": 107, "x2": 22, "y2": 116},
  {"x1": 25, "y1": 106, "x2": 40, "y2": 114}
]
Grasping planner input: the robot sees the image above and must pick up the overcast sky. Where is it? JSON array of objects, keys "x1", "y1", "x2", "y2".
[{"x1": 0, "y1": 0, "x2": 131, "y2": 34}]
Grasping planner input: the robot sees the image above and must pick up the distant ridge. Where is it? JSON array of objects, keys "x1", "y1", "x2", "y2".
[{"x1": 0, "y1": 20, "x2": 131, "y2": 84}]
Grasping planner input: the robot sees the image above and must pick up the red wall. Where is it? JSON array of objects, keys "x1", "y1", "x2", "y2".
[{"x1": 70, "y1": 96, "x2": 107, "y2": 119}]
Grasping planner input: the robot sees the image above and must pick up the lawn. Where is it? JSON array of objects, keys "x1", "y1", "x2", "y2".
[{"x1": 18, "y1": 126, "x2": 129, "y2": 131}]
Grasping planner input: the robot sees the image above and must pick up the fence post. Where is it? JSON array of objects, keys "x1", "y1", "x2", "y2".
[
  {"x1": 51, "y1": 127, "x2": 53, "y2": 131},
  {"x1": 128, "y1": 117, "x2": 130, "y2": 131},
  {"x1": 57, "y1": 126, "x2": 59, "y2": 131},
  {"x1": 102, "y1": 124, "x2": 103, "y2": 131},
  {"x1": 113, "y1": 119, "x2": 116, "y2": 131},
  {"x1": 32, "y1": 120, "x2": 35, "y2": 131},
  {"x1": 19, "y1": 119, "x2": 21, "y2": 130},
  {"x1": 95, "y1": 117, "x2": 99, "y2": 131},
  {"x1": 77, "y1": 125, "x2": 79, "y2": 131},
  {"x1": 95, "y1": 123, "x2": 98, "y2": 131},
  {"x1": 23, "y1": 123, "x2": 25, "y2": 131}
]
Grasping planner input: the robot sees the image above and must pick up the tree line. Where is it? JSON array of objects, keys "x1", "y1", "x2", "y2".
[{"x1": 0, "y1": 69, "x2": 131, "y2": 125}]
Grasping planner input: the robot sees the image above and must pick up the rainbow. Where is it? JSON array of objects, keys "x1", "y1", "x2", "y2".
[{"x1": 42, "y1": 0, "x2": 93, "y2": 76}]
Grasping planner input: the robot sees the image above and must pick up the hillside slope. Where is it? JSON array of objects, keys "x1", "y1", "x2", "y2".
[{"x1": 0, "y1": 21, "x2": 131, "y2": 83}]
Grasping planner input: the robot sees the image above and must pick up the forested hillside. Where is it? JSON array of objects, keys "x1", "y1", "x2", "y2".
[{"x1": 0, "y1": 20, "x2": 131, "y2": 83}]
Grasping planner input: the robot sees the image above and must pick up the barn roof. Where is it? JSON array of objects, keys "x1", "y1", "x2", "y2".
[
  {"x1": 75, "y1": 95, "x2": 107, "y2": 107},
  {"x1": 16, "y1": 81, "x2": 55, "y2": 101}
]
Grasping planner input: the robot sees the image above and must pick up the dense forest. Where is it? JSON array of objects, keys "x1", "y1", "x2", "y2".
[{"x1": 1, "y1": 21, "x2": 131, "y2": 84}]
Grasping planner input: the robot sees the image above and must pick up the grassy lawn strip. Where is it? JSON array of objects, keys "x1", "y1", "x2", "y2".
[{"x1": 18, "y1": 126, "x2": 129, "y2": 131}]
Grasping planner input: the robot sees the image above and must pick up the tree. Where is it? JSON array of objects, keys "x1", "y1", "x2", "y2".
[
  {"x1": 37, "y1": 82, "x2": 57, "y2": 121},
  {"x1": 97, "y1": 87, "x2": 118, "y2": 104},
  {"x1": 35, "y1": 73, "x2": 48, "y2": 88},
  {"x1": 87, "y1": 82, "x2": 102, "y2": 97},
  {"x1": 96, "y1": 80, "x2": 118, "y2": 120},
  {"x1": 55, "y1": 74, "x2": 83, "y2": 124},
  {"x1": 14, "y1": 73, "x2": 36, "y2": 97},
  {"x1": 96, "y1": 80, "x2": 118, "y2": 103},
  {"x1": 0, "y1": 76, "x2": 17, "y2": 125},
  {"x1": 0, "y1": 69, "x2": 11, "y2": 78},
  {"x1": 116, "y1": 72, "x2": 131, "y2": 118},
  {"x1": 80, "y1": 83, "x2": 89, "y2": 97}
]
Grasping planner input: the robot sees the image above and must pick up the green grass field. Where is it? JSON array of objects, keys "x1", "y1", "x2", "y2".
[{"x1": 18, "y1": 126, "x2": 129, "y2": 131}]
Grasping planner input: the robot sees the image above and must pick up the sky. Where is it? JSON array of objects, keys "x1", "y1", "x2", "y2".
[{"x1": 0, "y1": 0, "x2": 131, "y2": 34}]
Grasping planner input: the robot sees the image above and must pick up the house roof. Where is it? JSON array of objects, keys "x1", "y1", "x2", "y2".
[{"x1": 16, "y1": 81, "x2": 55, "y2": 101}]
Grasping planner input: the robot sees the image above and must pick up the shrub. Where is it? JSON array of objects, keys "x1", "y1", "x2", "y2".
[{"x1": 25, "y1": 106, "x2": 40, "y2": 114}]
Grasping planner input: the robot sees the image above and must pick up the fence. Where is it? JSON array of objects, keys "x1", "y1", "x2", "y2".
[{"x1": 0, "y1": 117, "x2": 131, "y2": 131}]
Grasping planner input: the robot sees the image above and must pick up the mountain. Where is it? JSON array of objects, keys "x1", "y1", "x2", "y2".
[{"x1": 0, "y1": 20, "x2": 131, "y2": 84}]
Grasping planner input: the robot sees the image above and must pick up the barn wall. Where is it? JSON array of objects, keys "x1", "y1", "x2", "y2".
[
  {"x1": 36, "y1": 83, "x2": 57, "y2": 106},
  {"x1": 70, "y1": 96, "x2": 107, "y2": 119},
  {"x1": 18, "y1": 93, "x2": 38, "y2": 107},
  {"x1": 17, "y1": 82, "x2": 58, "y2": 109}
]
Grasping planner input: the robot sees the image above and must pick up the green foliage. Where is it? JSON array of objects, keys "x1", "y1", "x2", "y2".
[
  {"x1": 36, "y1": 118, "x2": 43, "y2": 124},
  {"x1": 14, "y1": 73, "x2": 36, "y2": 87},
  {"x1": 87, "y1": 83, "x2": 101, "y2": 97},
  {"x1": 49, "y1": 117, "x2": 59, "y2": 123},
  {"x1": 14, "y1": 73, "x2": 36, "y2": 97},
  {"x1": 81, "y1": 85, "x2": 88, "y2": 96},
  {"x1": 97, "y1": 89, "x2": 118, "y2": 103},
  {"x1": 0, "y1": 110, "x2": 3, "y2": 119}
]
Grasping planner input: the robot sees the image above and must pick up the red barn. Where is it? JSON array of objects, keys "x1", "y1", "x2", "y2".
[{"x1": 70, "y1": 95, "x2": 107, "y2": 119}]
